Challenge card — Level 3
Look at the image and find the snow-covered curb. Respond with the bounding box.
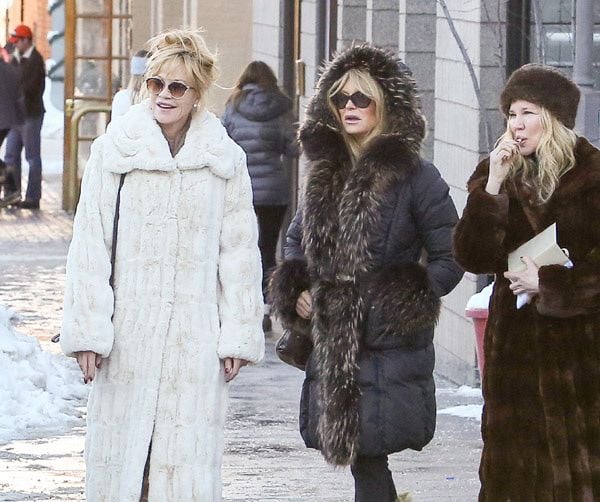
[0,305,88,444]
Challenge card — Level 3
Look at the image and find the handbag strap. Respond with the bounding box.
[109,173,127,290]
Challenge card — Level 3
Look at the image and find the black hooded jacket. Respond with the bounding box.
[222,84,298,205]
[269,45,463,466]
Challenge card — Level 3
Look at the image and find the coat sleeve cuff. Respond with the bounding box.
[59,317,114,358]
[536,264,600,318]
[217,324,265,363]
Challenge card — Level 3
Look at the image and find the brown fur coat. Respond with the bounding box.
[453,137,600,501]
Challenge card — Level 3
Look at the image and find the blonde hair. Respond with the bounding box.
[327,69,387,160]
[145,28,218,109]
[499,107,577,204]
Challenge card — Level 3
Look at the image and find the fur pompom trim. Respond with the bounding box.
[365,263,441,335]
[268,260,310,326]
[312,280,363,466]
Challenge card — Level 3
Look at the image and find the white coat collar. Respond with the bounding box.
[101,100,236,179]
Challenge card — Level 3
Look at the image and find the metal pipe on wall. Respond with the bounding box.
[573,0,594,87]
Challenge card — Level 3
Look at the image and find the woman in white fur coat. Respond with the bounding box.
[60,29,264,502]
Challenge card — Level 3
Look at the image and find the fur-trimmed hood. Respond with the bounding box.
[300,44,426,160]
[101,100,238,179]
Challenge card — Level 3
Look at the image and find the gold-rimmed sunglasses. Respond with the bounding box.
[145,76,194,99]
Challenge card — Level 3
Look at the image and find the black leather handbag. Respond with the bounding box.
[275,320,313,371]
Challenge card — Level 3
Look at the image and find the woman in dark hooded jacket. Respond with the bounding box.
[269,44,463,501]
[223,61,299,331]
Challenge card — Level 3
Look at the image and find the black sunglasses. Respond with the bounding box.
[146,76,194,99]
[331,91,372,109]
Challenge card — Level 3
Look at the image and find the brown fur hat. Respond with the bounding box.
[500,63,580,128]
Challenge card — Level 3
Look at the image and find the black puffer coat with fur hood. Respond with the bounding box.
[269,45,463,466]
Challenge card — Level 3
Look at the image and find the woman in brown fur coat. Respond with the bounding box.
[453,64,600,501]
[269,45,463,502]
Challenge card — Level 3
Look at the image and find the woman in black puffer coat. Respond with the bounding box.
[223,61,299,330]
[269,45,463,502]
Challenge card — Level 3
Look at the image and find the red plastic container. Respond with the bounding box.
[465,308,488,377]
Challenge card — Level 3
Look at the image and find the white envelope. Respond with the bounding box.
[507,223,570,273]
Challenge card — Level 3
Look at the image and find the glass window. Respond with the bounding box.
[76,0,108,16]
[531,0,600,86]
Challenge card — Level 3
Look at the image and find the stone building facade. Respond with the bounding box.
[252,0,600,385]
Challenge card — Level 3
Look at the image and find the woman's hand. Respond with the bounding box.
[503,256,540,296]
[75,351,102,384]
[296,290,312,319]
[223,358,249,383]
[486,139,520,194]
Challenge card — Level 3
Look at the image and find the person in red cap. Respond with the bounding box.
[0,24,45,210]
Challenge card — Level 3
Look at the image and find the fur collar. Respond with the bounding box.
[101,101,237,179]
[300,44,426,160]
[302,132,419,278]
[492,137,600,234]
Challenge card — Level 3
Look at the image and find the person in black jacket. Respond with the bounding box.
[0,43,22,189]
[269,45,463,502]
[0,24,45,210]
[222,61,299,332]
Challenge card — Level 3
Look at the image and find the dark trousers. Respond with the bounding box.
[3,115,44,202]
[0,128,9,148]
[351,455,397,502]
[255,205,288,302]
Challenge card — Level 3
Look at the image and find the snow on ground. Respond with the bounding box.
[438,404,483,421]
[0,305,88,445]
[438,385,483,421]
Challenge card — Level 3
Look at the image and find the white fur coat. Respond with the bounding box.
[61,102,265,501]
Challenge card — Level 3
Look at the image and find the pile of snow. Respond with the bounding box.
[0,305,88,444]
[456,385,482,398]
[466,282,494,310]
[438,385,483,421]
[438,404,483,421]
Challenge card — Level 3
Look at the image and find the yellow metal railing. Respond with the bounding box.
[63,99,112,211]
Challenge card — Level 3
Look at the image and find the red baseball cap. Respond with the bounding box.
[8,24,33,44]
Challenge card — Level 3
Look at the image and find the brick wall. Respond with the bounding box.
[6,0,51,60]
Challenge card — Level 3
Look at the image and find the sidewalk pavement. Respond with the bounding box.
[0,140,483,501]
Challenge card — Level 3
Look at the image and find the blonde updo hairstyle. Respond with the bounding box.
[145,28,219,110]
[327,69,387,160]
